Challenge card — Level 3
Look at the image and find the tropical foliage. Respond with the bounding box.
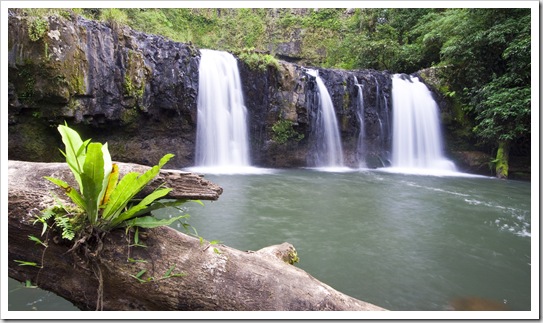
[44,123,192,236]
[236,47,280,72]
[272,119,305,144]
[16,8,532,177]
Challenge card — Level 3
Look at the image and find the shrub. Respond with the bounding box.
[44,123,192,234]
[28,16,48,42]
[99,8,129,27]
[238,48,280,72]
[272,119,304,144]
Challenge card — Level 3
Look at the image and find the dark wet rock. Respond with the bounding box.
[9,11,466,172]
[8,13,199,168]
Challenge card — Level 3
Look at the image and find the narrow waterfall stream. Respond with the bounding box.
[306,69,344,169]
[390,74,456,174]
[355,77,366,167]
[194,49,251,172]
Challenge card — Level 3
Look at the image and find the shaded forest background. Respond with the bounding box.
[18,8,532,177]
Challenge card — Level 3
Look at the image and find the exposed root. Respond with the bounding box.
[65,226,108,311]
[92,262,104,311]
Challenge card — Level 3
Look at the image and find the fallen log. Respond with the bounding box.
[8,160,385,311]
[7,160,224,201]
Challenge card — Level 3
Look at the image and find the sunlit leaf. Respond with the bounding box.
[102,154,174,227]
[57,124,88,193]
[100,163,119,206]
[80,142,105,225]
[111,188,172,227]
[14,260,40,267]
[44,177,86,211]
[98,143,113,206]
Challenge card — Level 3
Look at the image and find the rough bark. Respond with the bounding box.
[8,160,385,311]
[7,160,223,201]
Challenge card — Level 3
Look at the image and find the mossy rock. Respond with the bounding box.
[8,118,62,162]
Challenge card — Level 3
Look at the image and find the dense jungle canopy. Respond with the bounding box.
[17,8,533,177]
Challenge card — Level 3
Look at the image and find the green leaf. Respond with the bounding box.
[33,213,49,236]
[28,235,47,247]
[190,199,204,207]
[40,220,48,236]
[127,258,148,263]
[121,214,188,229]
[98,143,113,205]
[57,124,88,192]
[128,226,147,247]
[111,188,172,226]
[101,154,174,226]
[80,142,105,224]
[158,153,175,168]
[163,264,176,278]
[38,207,55,221]
[101,163,119,205]
[25,280,37,288]
[14,260,40,267]
[101,172,140,221]
[134,226,140,245]
[135,269,147,278]
[48,124,177,232]
[130,269,148,283]
[135,199,189,215]
[55,216,75,241]
[44,177,86,211]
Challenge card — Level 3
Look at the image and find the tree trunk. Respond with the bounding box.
[7,160,385,311]
[495,141,510,179]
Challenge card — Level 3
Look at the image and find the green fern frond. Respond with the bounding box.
[55,216,75,241]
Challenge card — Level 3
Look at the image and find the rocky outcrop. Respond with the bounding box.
[9,11,397,170]
[239,60,392,168]
[8,11,200,168]
[13,11,490,173]
[311,68,392,168]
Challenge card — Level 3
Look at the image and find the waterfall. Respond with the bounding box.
[390,74,456,173]
[375,76,391,166]
[354,77,366,168]
[306,69,344,168]
[194,49,251,171]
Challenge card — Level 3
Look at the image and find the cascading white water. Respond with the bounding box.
[194,49,251,170]
[354,77,366,167]
[391,74,456,173]
[306,69,344,168]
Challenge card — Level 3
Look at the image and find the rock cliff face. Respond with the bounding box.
[238,62,392,168]
[9,12,461,172]
[9,12,200,167]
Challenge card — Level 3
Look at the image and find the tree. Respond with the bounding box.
[437,9,531,178]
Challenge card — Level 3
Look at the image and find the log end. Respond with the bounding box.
[255,242,299,265]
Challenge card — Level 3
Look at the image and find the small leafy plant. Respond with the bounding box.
[130,264,186,284]
[45,123,189,234]
[19,123,202,309]
[237,47,280,72]
[271,119,305,144]
[27,16,49,42]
